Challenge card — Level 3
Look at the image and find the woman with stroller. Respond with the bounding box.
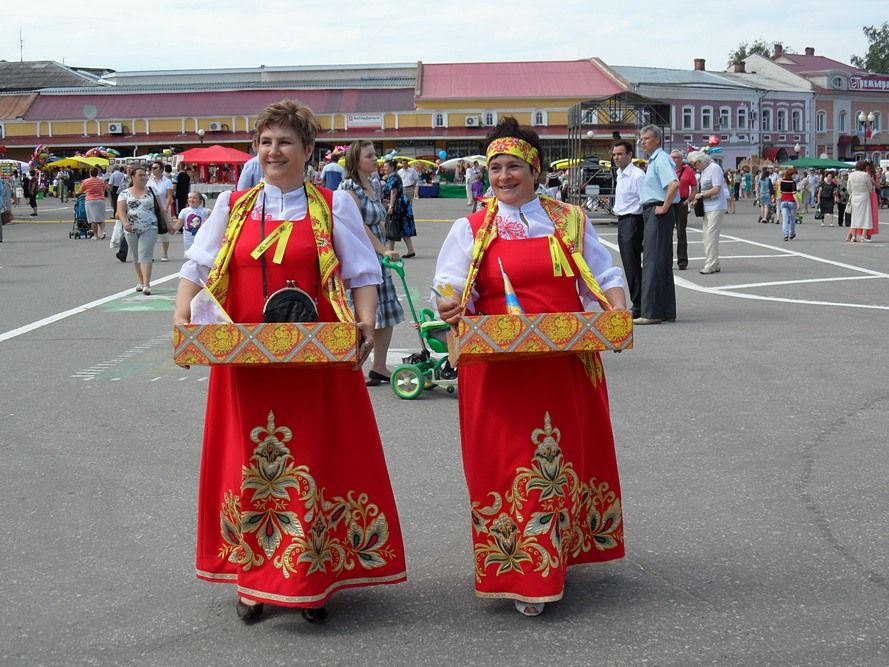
[433,117,627,618]
[340,140,405,386]
[117,166,164,294]
[81,167,108,240]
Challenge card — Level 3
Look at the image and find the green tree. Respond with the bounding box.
[851,22,889,73]
[727,40,792,67]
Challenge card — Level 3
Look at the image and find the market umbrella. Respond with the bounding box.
[550,158,582,170]
[378,157,439,168]
[179,145,252,164]
[779,157,855,170]
[45,158,83,169]
[75,156,109,168]
[439,155,487,170]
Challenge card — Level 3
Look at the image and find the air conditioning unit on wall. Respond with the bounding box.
[208,122,223,132]
[108,123,123,134]
[465,116,480,127]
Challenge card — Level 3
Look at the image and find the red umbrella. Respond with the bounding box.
[179,145,253,164]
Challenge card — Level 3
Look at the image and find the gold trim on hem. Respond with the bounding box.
[194,570,407,603]
[237,571,407,604]
[475,591,564,604]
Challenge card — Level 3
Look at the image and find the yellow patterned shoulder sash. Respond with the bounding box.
[205,183,354,322]
[458,196,611,312]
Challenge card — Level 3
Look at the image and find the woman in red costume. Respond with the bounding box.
[434,117,628,617]
[173,100,406,624]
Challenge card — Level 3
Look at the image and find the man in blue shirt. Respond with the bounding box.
[637,125,679,324]
[237,156,263,190]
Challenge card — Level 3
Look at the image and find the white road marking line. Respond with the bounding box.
[0,273,180,343]
[600,236,889,311]
[719,275,886,290]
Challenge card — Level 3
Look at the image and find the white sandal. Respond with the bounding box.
[514,600,545,617]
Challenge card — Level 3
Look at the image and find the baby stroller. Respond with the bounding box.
[69,194,92,239]
[382,256,457,400]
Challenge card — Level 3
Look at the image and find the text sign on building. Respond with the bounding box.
[849,75,889,92]
[346,114,384,128]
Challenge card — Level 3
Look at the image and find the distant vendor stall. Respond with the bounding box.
[178,145,252,194]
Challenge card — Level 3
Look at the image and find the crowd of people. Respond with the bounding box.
[743,161,883,242]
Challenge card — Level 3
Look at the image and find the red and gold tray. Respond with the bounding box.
[453,310,633,363]
[172,323,358,367]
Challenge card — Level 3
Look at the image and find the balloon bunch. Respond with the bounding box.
[82,146,122,158]
[685,134,723,156]
[323,145,350,161]
[29,144,52,169]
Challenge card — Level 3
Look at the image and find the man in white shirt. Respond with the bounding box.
[611,140,646,320]
[148,160,174,261]
[689,151,727,275]
[107,166,126,213]
[465,162,480,206]
[398,160,419,201]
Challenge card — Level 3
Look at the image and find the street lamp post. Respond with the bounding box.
[794,142,801,159]
[858,111,875,155]
[197,128,206,145]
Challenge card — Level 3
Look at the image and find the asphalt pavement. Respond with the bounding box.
[1,194,887,666]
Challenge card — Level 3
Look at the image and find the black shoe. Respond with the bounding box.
[302,606,328,624]
[236,600,264,623]
[678,265,687,270]
[115,252,127,263]
[366,370,390,386]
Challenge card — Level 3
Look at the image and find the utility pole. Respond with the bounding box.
[19,29,24,62]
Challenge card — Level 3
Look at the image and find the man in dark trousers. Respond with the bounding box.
[671,149,697,270]
[611,140,646,320]
[636,125,679,325]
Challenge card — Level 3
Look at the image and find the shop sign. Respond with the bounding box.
[849,75,889,92]
[346,114,384,128]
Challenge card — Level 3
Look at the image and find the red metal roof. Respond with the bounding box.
[774,54,863,75]
[24,88,417,121]
[418,60,623,99]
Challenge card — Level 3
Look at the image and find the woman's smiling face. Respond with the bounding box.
[256,124,313,191]
[488,154,537,207]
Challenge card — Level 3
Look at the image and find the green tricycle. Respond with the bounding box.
[381,256,457,399]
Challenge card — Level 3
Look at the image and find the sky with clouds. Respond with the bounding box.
[0,2,881,75]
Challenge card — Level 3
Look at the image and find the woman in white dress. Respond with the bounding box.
[846,161,874,243]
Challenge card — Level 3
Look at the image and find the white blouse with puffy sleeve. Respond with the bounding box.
[432,198,624,313]
[180,184,382,289]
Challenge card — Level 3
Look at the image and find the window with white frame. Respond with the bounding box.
[761,108,772,131]
[737,107,748,130]
[816,111,826,132]
[682,106,694,130]
[839,110,847,132]
[719,107,731,129]
[776,109,787,132]
[484,112,496,126]
[791,110,801,132]
[701,107,713,130]
[872,111,881,132]
[434,113,446,128]
[533,111,546,126]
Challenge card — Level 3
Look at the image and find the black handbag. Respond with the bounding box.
[814,207,824,220]
[263,280,318,323]
[148,186,168,234]
[693,197,704,218]
[385,212,403,242]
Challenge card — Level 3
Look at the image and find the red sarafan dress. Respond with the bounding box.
[459,211,624,604]
[195,189,406,607]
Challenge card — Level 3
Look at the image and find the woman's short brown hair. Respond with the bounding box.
[345,140,374,183]
[253,99,320,150]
